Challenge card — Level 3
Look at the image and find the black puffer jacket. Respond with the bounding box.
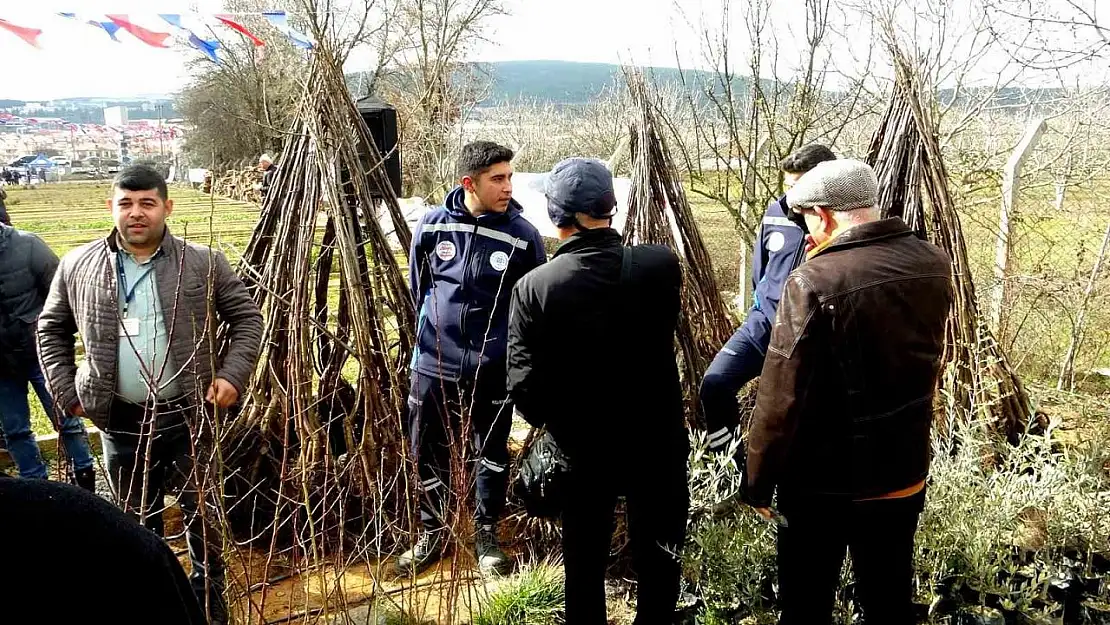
[0,223,58,373]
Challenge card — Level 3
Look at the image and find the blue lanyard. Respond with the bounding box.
[117,253,155,315]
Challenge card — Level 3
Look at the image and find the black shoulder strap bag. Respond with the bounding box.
[515,246,636,519]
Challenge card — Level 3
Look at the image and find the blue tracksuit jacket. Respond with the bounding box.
[409,186,546,382]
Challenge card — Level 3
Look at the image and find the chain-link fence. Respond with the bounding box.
[945,104,1110,392]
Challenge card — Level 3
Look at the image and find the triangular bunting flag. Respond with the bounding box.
[106,14,172,48]
[59,13,122,42]
[0,18,43,49]
[213,14,265,47]
[160,14,222,64]
[262,11,314,50]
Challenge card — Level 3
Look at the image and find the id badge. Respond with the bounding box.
[119,317,141,337]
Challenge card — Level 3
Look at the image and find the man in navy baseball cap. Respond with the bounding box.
[509,157,688,624]
[537,157,619,229]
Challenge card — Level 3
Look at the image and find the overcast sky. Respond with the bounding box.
[2,0,789,100]
[1,0,1103,101]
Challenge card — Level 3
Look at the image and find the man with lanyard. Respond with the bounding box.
[397,141,546,577]
[38,165,263,624]
[699,144,836,455]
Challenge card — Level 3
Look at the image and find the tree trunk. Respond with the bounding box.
[736,136,768,312]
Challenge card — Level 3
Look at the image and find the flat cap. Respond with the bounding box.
[786,158,878,213]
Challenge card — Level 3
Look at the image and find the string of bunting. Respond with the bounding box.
[0,11,314,60]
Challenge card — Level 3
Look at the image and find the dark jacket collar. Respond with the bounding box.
[444,185,523,225]
[810,217,913,260]
[553,227,623,258]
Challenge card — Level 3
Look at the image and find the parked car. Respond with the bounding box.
[8,155,35,168]
[49,156,71,166]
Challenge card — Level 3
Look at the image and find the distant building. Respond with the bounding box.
[19,102,52,114]
[104,106,128,128]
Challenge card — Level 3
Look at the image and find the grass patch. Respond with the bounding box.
[3,182,260,258]
[474,559,565,625]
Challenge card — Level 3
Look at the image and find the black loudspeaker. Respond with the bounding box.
[356,96,402,198]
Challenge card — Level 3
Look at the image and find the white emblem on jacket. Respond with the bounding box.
[766,231,786,252]
[490,250,510,271]
[435,240,457,261]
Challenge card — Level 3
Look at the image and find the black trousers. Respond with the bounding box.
[776,489,926,625]
[406,371,512,528]
[562,454,689,625]
[101,399,225,608]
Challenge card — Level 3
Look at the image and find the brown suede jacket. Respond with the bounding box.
[745,218,954,506]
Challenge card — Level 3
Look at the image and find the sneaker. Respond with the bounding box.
[475,525,510,576]
[395,530,444,577]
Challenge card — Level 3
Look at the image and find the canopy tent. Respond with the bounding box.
[26,154,55,168]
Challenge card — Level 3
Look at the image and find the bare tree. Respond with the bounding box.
[667,0,880,298]
[983,0,1110,70]
[178,0,417,169]
[474,82,645,173]
[374,0,506,199]
[178,1,307,168]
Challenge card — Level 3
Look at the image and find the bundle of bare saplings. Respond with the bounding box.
[211,168,264,204]
[865,42,1037,443]
[623,68,735,430]
[215,41,419,565]
[205,33,564,622]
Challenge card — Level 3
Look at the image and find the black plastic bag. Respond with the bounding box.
[515,429,571,519]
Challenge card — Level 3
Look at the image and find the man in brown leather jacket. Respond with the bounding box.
[744,159,953,624]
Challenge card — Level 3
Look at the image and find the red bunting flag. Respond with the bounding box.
[214,14,265,46]
[106,15,171,48]
[0,18,43,48]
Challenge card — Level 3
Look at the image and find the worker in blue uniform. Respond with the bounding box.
[397,141,546,577]
[700,145,837,453]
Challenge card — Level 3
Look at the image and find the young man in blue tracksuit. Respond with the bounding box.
[700,144,837,454]
[398,141,546,576]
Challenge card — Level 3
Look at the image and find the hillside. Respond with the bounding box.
[473,60,723,104]
[346,60,744,106]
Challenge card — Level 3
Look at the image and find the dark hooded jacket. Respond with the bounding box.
[0,223,57,373]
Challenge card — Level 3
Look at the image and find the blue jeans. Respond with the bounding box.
[0,363,94,478]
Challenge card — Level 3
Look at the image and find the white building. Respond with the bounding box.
[104,106,129,128]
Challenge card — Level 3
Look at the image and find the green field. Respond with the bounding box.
[6,182,262,259]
